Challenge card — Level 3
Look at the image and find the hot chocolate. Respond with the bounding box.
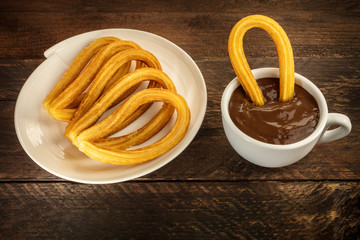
[229,78,319,144]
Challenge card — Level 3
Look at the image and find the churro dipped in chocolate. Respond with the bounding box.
[228,15,295,106]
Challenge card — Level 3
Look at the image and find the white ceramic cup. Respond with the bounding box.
[221,67,352,168]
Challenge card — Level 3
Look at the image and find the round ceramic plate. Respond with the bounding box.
[14,29,207,184]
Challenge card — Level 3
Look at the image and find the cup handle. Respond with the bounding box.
[317,113,352,144]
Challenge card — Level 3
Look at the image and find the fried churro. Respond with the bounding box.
[44,37,142,121]
[228,15,295,106]
[78,88,190,165]
[66,68,176,146]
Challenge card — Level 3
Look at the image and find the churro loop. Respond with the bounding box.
[68,48,162,123]
[66,68,176,146]
[42,37,119,111]
[228,15,295,106]
[77,88,190,165]
[44,38,142,121]
[65,48,163,142]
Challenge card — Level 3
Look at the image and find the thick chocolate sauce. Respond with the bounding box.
[229,78,319,144]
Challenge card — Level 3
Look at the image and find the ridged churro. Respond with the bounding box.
[44,37,142,121]
[43,37,118,111]
[65,47,163,138]
[66,68,176,146]
[228,15,295,106]
[78,88,190,165]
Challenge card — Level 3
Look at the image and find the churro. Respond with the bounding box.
[44,37,142,121]
[228,15,295,106]
[66,68,176,146]
[66,47,163,137]
[43,37,118,111]
[78,88,190,165]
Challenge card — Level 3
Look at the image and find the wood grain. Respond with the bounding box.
[2,57,359,181]
[1,0,359,239]
[1,181,359,239]
[0,1,359,60]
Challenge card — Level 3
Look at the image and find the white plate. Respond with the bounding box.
[14,29,207,184]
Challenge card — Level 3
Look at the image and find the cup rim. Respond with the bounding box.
[221,67,328,150]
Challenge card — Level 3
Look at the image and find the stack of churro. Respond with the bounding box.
[43,37,191,165]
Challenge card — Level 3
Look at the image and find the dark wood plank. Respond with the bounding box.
[2,57,359,181]
[2,57,359,118]
[1,0,359,14]
[0,1,359,60]
[0,60,39,100]
[0,0,359,14]
[1,181,359,239]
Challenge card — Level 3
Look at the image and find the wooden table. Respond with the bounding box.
[1,0,359,239]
